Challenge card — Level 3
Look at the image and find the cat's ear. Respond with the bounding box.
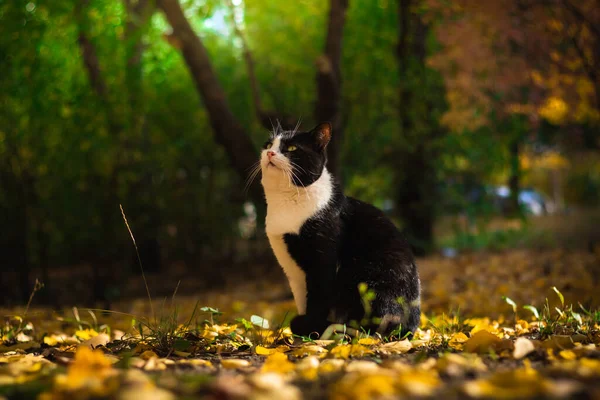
[310,122,332,149]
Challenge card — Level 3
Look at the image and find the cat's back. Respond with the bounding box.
[340,197,414,260]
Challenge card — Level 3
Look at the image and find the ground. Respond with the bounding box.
[2,246,600,399]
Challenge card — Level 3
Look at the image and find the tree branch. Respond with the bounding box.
[561,0,600,39]
[75,0,109,103]
[158,0,263,204]
[223,0,297,130]
[315,0,349,177]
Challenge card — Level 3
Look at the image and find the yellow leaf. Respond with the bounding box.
[291,345,328,358]
[75,329,98,341]
[543,335,575,351]
[331,372,397,400]
[49,347,119,397]
[178,359,213,368]
[296,356,320,380]
[346,360,380,373]
[80,333,110,349]
[330,344,372,359]
[396,370,441,396]
[255,345,289,356]
[513,337,536,359]
[464,330,503,354]
[357,337,379,346]
[319,359,346,374]
[463,365,549,398]
[0,341,40,353]
[376,339,412,355]
[220,359,251,369]
[436,354,487,377]
[261,352,295,374]
[449,332,469,350]
[140,351,159,360]
[559,350,577,360]
[255,346,275,355]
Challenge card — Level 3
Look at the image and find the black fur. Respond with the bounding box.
[266,123,421,338]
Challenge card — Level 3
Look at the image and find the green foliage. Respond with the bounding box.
[1,0,596,281]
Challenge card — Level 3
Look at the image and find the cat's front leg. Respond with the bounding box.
[290,270,336,337]
[290,315,330,337]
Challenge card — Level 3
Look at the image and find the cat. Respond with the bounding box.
[258,122,421,338]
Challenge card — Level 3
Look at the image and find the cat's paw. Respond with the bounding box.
[290,315,330,337]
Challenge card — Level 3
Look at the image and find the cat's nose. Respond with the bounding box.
[267,151,276,159]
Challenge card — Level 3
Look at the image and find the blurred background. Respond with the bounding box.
[1,0,599,311]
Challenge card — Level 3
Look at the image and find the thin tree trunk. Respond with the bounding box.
[158,0,263,207]
[394,0,436,255]
[315,0,348,179]
[508,137,522,216]
[224,0,297,130]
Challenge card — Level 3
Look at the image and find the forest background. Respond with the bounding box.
[1,0,599,307]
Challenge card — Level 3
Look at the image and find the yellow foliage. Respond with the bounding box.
[539,96,569,125]
[290,344,328,358]
[330,344,373,359]
[45,347,119,398]
[332,368,441,400]
[357,337,379,346]
[376,339,413,355]
[74,329,98,341]
[261,352,295,375]
[463,362,558,398]
[330,372,397,400]
[255,345,289,355]
[464,330,505,354]
[220,359,251,369]
[448,332,469,351]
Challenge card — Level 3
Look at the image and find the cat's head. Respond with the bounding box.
[260,122,331,188]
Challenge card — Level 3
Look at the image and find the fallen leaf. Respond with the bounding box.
[261,352,295,374]
[543,335,575,351]
[346,360,380,373]
[80,333,110,349]
[464,330,503,354]
[139,350,159,360]
[357,337,379,346]
[330,344,373,359]
[376,339,412,355]
[220,359,251,369]
[448,332,469,350]
[0,341,40,353]
[296,356,320,380]
[290,345,327,358]
[75,329,98,341]
[513,337,536,359]
[436,353,487,377]
[331,371,397,400]
[255,345,289,355]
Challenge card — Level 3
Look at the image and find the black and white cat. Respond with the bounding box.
[259,122,420,337]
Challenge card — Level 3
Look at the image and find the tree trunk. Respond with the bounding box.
[394,0,437,256]
[158,0,263,207]
[315,0,348,179]
[507,137,522,216]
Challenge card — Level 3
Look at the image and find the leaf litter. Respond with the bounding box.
[1,249,600,399]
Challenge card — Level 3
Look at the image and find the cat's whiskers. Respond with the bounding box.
[289,160,308,175]
[289,168,310,201]
[284,166,301,200]
[244,161,262,193]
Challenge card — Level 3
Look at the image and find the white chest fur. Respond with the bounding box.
[267,234,308,314]
[262,167,333,315]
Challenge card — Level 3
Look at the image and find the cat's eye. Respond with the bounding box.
[265,142,273,149]
[287,145,297,152]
